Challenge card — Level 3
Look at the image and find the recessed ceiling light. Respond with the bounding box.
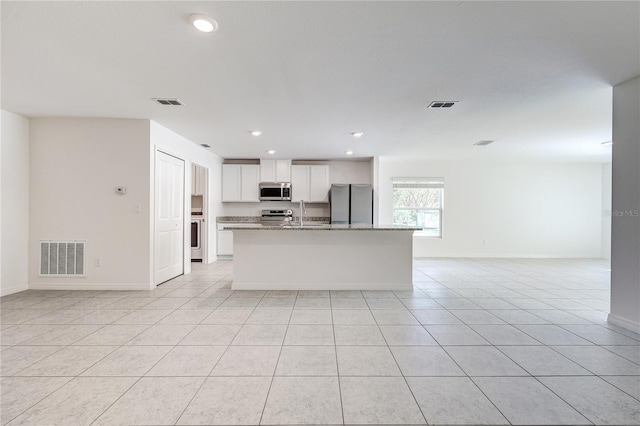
[250,130,262,136]
[200,144,210,148]
[351,132,364,138]
[473,140,494,146]
[601,141,613,146]
[345,150,354,155]
[267,150,276,155]
[189,14,218,33]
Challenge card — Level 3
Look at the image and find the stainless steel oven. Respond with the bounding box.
[259,182,291,201]
[191,217,203,261]
[260,209,293,224]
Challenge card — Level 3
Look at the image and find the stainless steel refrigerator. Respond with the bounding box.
[329,184,373,225]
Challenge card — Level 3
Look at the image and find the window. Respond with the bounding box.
[392,177,444,237]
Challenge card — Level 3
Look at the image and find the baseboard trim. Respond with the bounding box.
[607,313,640,333]
[1,283,29,297]
[28,282,151,291]
[413,254,604,259]
[231,282,413,291]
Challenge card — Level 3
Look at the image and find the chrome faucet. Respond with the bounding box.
[299,199,306,226]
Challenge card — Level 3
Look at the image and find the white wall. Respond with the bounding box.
[602,163,612,260]
[26,118,222,291]
[378,158,603,258]
[150,121,224,266]
[372,156,380,226]
[325,160,372,185]
[220,159,373,218]
[29,118,152,289]
[1,111,30,296]
[610,75,640,332]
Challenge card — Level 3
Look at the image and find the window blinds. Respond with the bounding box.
[392,178,444,189]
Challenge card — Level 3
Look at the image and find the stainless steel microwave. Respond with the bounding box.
[259,182,292,201]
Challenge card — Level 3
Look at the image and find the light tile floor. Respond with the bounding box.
[1,258,639,425]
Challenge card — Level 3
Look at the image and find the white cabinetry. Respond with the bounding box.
[309,165,330,202]
[276,160,292,182]
[222,164,260,202]
[260,159,291,182]
[241,165,260,201]
[291,166,309,202]
[222,165,241,202]
[291,165,330,203]
[192,164,206,196]
[217,224,233,256]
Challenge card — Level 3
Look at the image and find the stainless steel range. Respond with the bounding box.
[260,209,293,225]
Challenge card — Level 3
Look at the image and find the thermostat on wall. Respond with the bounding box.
[115,187,126,195]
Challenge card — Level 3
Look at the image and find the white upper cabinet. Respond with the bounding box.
[260,159,275,182]
[309,165,330,202]
[275,160,292,182]
[260,159,291,182]
[291,165,310,201]
[192,164,206,196]
[224,161,328,203]
[222,164,260,202]
[291,164,330,203]
[240,164,260,201]
[222,164,241,202]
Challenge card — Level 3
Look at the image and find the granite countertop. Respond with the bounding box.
[222,223,421,231]
[217,216,261,223]
[217,216,329,223]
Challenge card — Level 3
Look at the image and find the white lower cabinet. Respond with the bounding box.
[217,224,233,256]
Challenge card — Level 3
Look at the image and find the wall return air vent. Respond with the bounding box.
[152,98,184,106]
[428,101,458,108]
[40,241,86,277]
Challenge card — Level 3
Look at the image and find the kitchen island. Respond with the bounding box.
[223,223,420,290]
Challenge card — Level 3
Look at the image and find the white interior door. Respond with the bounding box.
[155,151,185,284]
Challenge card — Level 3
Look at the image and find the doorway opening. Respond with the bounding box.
[191,163,208,263]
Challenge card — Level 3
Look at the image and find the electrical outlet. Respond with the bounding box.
[95,258,102,267]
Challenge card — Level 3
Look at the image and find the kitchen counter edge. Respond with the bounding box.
[222,223,421,231]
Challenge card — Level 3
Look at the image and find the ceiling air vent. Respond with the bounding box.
[152,98,184,106]
[428,101,458,108]
[474,140,494,146]
[200,144,211,148]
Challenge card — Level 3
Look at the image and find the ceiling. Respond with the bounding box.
[2,1,638,162]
